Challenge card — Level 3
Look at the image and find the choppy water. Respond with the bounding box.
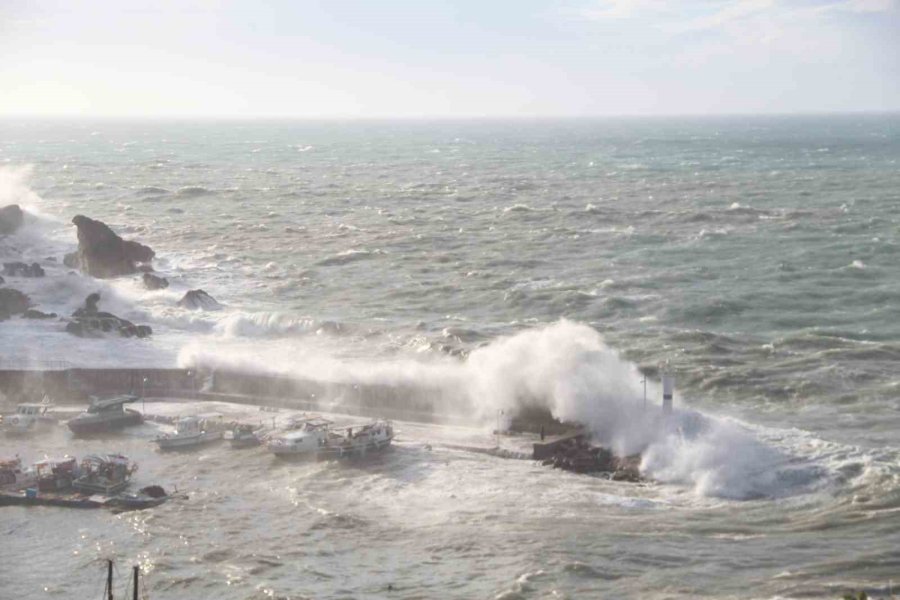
[1,116,899,598]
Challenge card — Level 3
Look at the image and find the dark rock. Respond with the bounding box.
[67,292,152,338]
[69,215,155,278]
[0,288,30,315]
[178,289,221,310]
[0,205,24,235]
[3,262,45,278]
[143,273,169,290]
[22,309,57,319]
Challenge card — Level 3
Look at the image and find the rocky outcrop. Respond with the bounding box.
[143,273,169,290]
[68,215,155,278]
[0,205,24,235]
[3,262,45,278]
[178,289,221,310]
[66,292,152,338]
[0,288,30,319]
[541,438,643,481]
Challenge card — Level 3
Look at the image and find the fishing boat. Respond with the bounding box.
[268,418,393,459]
[2,399,56,435]
[35,456,79,492]
[72,454,136,494]
[67,396,143,436]
[155,414,225,450]
[267,417,335,458]
[0,457,36,490]
[224,422,269,448]
[319,420,394,459]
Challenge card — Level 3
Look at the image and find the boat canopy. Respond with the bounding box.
[87,396,138,413]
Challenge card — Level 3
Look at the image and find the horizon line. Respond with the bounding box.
[1,109,899,122]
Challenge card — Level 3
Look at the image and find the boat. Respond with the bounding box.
[268,418,393,459]
[154,414,225,450]
[2,399,56,435]
[35,456,79,492]
[0,457,36,490]
[224,422,269,448]
[267,417,335,458]
[72,454,135,494]
[319,420,394,459]
[67,396,143,436]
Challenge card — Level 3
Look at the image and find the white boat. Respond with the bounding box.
[268,418,393,459]
[72,454,135,495]
[224,422,269,448]
[67,395,143,436]
[155,414,225,450]
[2,398,56,435]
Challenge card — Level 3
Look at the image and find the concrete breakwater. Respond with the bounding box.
[0,366,567,431]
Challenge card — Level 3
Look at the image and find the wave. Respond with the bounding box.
[213,312,347,339]
[176,186,213,197]
[176,319,834,500]
[316,249,385,267]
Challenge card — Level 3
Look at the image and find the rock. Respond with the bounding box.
[0,275,4,285]
[0,288,31,315]
[3,262,45,278]
[69,215,155,278]
[0,205,24,235]
[143,273,169,290]
[22,309,57,319]
[67,292,152,338]
[178,289,221,310]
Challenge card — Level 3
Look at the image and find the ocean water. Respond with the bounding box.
[1,116,899,598]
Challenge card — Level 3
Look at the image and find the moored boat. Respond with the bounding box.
[2,399,57,436]
[35,456,79,492]
[267,417,335,458]
[67,396,143,436]
[72,454,135,495]
[0,457,36,490]
[268,418,393,459]
[224,422,269,448]
[155,414,225,450]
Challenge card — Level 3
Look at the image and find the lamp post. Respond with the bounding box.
[142,377,148,413]
[641,374,647,411]
[496,409,504,448]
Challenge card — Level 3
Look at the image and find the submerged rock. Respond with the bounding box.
[68,215,155,278]
[0,288,31,317]
[22,309,57,319]
[178,289,221,310]
[3,262,45,278]
[67,292,152,338]
[143,272,169,290]
[0,205,24,235]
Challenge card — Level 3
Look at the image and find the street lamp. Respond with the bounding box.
[142,377,148,413]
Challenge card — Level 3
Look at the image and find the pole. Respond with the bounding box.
[107,559,114,600]
[642,374,647,410]
[133,565,139,600]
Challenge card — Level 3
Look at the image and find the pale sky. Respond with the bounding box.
[1,0,898,117]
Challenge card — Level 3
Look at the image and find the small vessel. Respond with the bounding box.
[72,454,136,495]
[319,420,394,459]
[67,396,143,436]
[0,457,36,490]
[268,418,393,459]
[267,417,334,458]
[155,414,225,450]
[35,456,79,492]
[224,422,269,448]
[2,399,56,435]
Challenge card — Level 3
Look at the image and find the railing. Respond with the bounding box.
[0,359,73,371]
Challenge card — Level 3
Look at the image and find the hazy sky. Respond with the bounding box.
[1,0,898,117]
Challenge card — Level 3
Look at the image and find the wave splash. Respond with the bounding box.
[180,319,820,499]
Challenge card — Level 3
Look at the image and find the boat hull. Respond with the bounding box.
[273,435,393,460]
[67,410,143,436]
[155,431,223,450]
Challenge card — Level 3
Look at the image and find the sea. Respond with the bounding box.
[0,115,898,599]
